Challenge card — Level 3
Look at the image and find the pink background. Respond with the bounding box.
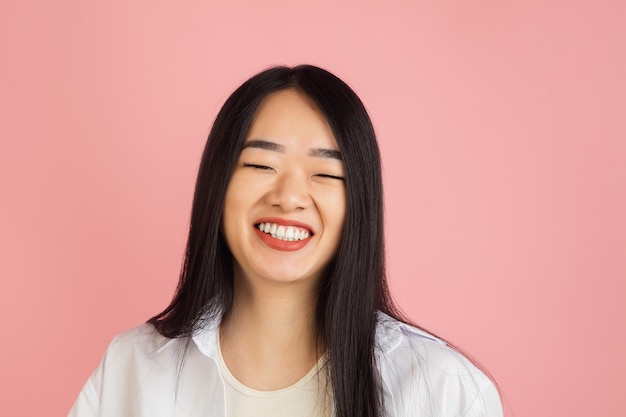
[1,1,624,416]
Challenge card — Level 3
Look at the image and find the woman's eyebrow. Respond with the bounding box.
[242,139,284,152]
[242,139,342,161]
[308,148,343,161]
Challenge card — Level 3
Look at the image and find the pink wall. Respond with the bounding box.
[1,1,624,416]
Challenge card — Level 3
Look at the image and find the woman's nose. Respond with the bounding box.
[267,172,312,212]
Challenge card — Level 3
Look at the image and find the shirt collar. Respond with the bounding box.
[191,315,221,360]
[375,311,444,354]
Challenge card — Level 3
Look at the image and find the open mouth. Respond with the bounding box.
[255,222,312,241]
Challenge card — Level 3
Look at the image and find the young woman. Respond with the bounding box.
[69,65,502,417]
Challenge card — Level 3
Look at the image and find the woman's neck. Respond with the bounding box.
[219,272,323,390]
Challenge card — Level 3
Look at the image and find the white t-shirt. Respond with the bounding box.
[216,334,330,417]
[69,312,502,417]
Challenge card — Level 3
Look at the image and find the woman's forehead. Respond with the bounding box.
[244,89,339,152]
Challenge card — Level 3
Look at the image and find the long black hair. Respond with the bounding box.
[149,65,403,417]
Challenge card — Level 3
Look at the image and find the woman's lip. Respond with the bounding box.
[254,217,314,233]
[254,228,311,252]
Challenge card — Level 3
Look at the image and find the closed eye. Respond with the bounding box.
[243,163,275,171]
[315,173,345,181]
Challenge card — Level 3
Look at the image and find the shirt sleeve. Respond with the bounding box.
[67,354,105,417]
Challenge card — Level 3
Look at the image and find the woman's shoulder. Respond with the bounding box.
[109,322,166,346]
[375,312,470,367]
[69,323,223,417]
[375,312,503,417]
[375,312,473,381]
[102,323,179,361]
[84,323,191,393]
[375,311,445,352]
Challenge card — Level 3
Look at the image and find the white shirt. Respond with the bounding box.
[68,312,502,417]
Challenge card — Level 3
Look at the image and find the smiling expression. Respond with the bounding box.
[222,89,346,287]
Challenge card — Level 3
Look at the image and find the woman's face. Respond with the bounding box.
[222,89,346,288]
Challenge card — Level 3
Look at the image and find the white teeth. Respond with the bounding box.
[256,223,311,241]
